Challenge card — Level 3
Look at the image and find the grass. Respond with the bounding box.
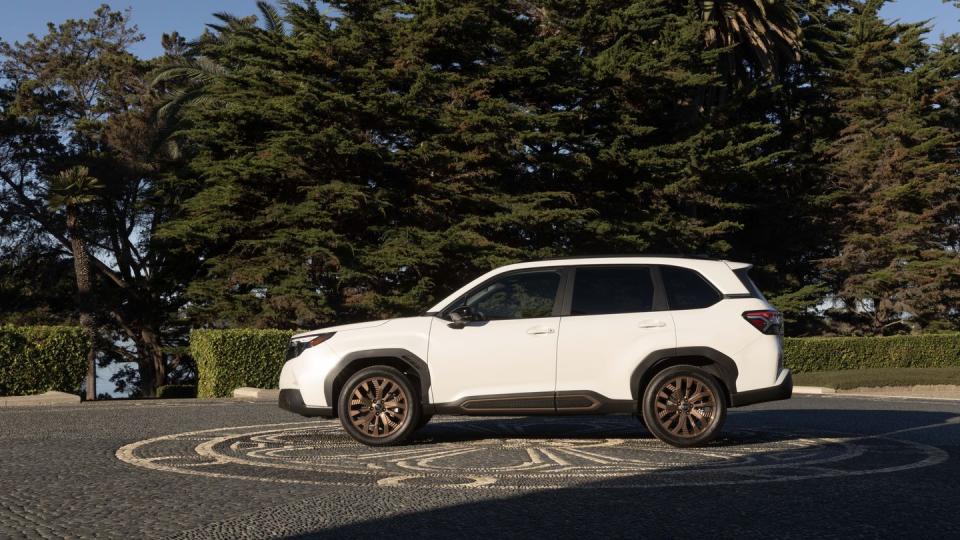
[793,367,960,390]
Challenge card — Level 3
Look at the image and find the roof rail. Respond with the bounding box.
[532,253,719,262]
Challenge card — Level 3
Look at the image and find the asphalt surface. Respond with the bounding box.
[1,395,958,539]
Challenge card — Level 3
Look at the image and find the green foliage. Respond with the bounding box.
[47,166,104,210]
[0,325,89,396]
[156,384,197,399]
[0,6,203,395]
[818,1,960,333]
[0,243,77,325]
[784,334,960,373]
[155,0,814,330]
[190,329,294,398]
[190,329,960,397]
[3,0,960,407]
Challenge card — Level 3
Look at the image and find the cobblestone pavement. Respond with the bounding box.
[1,395,958,539]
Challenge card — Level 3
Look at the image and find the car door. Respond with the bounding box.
[555,265,676,404]
[428,268,564,408]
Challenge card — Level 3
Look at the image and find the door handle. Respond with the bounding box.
[638,320,666,328]
[526,326,556,335]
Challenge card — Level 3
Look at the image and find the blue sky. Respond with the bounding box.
[1,1,958,59]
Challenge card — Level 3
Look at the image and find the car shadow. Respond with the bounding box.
[289,408,959,539]
[404,408,860,446]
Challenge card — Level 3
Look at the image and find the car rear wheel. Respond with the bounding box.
[642,365,726,447]
[338,366,420,446]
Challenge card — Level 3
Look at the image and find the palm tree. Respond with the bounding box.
[699,0,803,80]
[151,1,286,124]
[48,166,103,401]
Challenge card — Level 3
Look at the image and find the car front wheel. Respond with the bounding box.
[642,365,727,447]
[338,366,421,446]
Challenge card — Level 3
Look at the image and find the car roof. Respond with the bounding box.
[425,256,752,313]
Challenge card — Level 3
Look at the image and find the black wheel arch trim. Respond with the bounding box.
[323,348,432,410]
[630,347,740,403]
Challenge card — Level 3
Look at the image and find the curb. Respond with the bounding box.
[0,391,81,408]
[793,386,836,395]
[832,392,960,402]
[232,387,280,401]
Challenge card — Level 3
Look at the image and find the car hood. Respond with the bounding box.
[292,319,392,339]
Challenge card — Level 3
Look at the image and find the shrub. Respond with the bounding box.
[784,334,960,373]
[0,325,89,397]
[191,329,294,398]
[157,384,197,399]
[187,329,960,398]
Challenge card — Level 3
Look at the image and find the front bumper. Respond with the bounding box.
[730,369,793,407]
[278,389,334,418]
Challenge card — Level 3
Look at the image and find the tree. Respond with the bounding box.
[0,87,78,326]
[819,1,960,333]
[6,0,960,349]
[0,6,197,396]
[699,0,803,80]
[47,166,102,400]
[154,0,804,326]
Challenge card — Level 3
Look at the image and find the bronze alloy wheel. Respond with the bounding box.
[347,376,409,438]
[654,375,717,438]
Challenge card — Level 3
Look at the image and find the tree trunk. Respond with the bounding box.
[66,207,97,401]
[138,325,166,397]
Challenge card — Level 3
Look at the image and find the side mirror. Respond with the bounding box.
[448,305,480,329]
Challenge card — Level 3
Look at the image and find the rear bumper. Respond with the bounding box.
[278,389,334,418]
[730,369,793,407]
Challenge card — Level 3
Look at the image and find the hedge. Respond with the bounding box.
[191,329,294,398]
[0,325,89,397]
[190,329,960,399]
[784,334,960,373]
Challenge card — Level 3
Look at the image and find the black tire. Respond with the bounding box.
[338,366,421,446]
[416,414,433,429]
[642,365,727,448]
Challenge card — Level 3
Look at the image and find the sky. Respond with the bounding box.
[0,1,958,59]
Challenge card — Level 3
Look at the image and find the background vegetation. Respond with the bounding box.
[1,1,958,396]
[784,333,960,372]
[191,328,293,397]
[0,326,90,396]
[183,329,960,397]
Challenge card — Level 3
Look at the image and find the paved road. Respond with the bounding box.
[1,395,958,539]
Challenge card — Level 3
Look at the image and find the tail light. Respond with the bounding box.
[742,310,782,335]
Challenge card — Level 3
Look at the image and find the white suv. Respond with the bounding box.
[278,256,792,447]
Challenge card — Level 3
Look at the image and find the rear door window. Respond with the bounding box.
[660,266,721,310]
[571,266,655,316]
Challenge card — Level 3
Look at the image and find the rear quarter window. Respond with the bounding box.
[734,268,768,301]
[660,266,721,310]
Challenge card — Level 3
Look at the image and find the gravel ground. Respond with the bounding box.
[1,395,958,539]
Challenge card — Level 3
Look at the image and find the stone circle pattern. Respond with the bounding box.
[117,416,947,489]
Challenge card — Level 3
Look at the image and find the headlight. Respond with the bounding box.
[284,332,336,360]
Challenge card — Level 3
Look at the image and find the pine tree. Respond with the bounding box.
[157,0,811,325]
[155,1,399,327]
[820,1,960,333]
